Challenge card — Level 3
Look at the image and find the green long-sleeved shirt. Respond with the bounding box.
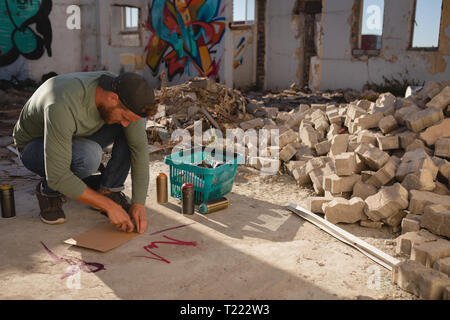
[12,71,149,204]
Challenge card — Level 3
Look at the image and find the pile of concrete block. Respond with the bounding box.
[238,80,450,299]
[257,81,448,230]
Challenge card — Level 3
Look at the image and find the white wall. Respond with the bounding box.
[316,0,450,91]
[232,27,256,89]
[265,0,301,91]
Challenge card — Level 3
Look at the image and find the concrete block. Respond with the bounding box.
[315,140,331,156]
[307,196,333,214]
[295,145,313,161]
[401,216,421,234]
[352,181,378,200]
[240,118,264,130]
[396,148,438,181]
[408,190,450,214]
[356,130,377,146]
[405,139,430,153]
[356,99,374,111]
[329,134,349,156]
[395,230,440,256]
[384,210,408,227]
[432,157,450,182]
[310,163,334,195]
[311,110,330,132]
[398,131,418,149]
[366,160,397,188]
[285,161,306,177]
[377,135,399,150]
[355,143,390,170]
[434,257,450,277]
[279,143,297,162]
[333,152,357,176]
[292,166,311,186]
[426,86,450,110]
[411,238,450,268]
[285,111,306,129]
[364,183,409,222]
[404,107,444,133]
[433,181,450,196]
[435,138,450,158]
[279,129,298,148]
[353,112,384,131]
[327,123,341,141]
[322,197,366,224]
[305,157,329,174]
[395,105,421,126]
[401,170,436,192]
[324,174,361,194]
[418,81,444,100]
[419,118,450,146]
[392,259,450,300]
[379,115,398,134]
[347,104,367,120]
[420,204,450,239]
[299,122,319,148]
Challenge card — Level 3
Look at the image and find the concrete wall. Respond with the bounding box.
[232,27,256,90]
[315,0,450,91]
[265,0,301,91]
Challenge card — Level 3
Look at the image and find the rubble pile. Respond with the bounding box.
[236,80,450,300]
[146,76,353,148]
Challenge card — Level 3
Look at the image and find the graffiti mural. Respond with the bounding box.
[233,36,246,69]
[145,0,226,81]
[0,0,53,67]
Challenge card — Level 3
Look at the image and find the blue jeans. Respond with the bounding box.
[20,124,131,196]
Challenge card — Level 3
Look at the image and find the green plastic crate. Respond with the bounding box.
[164,148,243,204]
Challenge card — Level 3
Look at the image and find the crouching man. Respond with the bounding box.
[13,72,157,233]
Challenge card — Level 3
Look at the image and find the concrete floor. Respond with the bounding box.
[0,156,414,300]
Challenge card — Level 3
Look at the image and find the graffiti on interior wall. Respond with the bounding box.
[0,0,53,67]
[233,36,246,69]
[145,0,226,81]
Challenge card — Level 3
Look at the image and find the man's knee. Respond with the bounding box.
[71,138,103,179]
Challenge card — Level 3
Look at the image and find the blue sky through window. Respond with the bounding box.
[233,0,255,22]
[412,0,442,47]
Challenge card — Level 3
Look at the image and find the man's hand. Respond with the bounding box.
[129,203,147,234]
[106,203,135,233]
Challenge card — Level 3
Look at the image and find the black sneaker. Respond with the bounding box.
[35,182,67,225]
[103,191,132,213]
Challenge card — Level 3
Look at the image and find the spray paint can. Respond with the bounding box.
[1,184,16,218]
[199,197,228,214]
[156,173,168,204]
[181,183,194,215]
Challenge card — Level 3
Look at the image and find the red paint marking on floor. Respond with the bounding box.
[135,235,197,264]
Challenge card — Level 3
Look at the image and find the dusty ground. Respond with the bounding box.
[0,151,415,300]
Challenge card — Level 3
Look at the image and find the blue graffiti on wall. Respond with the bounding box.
[0,0,53,67]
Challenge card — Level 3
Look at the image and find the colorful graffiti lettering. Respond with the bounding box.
[233,36,246,69]
[0,0,53,67]
[145,0,226,81]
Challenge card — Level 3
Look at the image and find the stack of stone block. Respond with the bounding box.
[242,79,450,299]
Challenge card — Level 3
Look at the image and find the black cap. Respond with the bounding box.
[98,72,155,117]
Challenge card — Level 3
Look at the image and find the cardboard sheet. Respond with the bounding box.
[64,223,140,252]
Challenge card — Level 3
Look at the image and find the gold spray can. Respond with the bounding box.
[156,173,168,204]
[199,197,228,214]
